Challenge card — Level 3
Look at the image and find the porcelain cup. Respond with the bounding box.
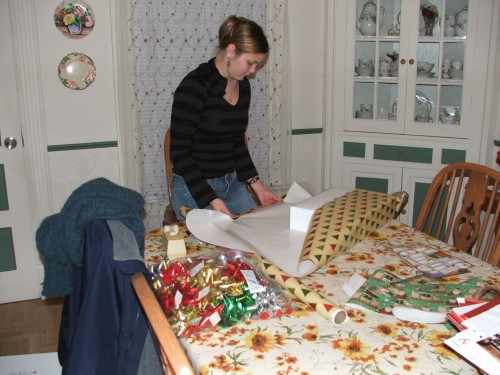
[379,61,391,77]
[439,106,460,124]
[449,69,463,80]
[451,60,463,70]
[360,104,373,113]
[359,58,374,68]
[415,114,431,122]
[356,110,373,119]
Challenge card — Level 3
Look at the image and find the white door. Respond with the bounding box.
[0,0,40,303]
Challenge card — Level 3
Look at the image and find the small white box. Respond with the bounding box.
[162,225,187,259]
[290,187,351,232]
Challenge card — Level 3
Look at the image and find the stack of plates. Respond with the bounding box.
[355,66,375,77]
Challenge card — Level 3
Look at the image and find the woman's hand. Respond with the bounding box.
[251,180,283,206]
[210,198,234,218]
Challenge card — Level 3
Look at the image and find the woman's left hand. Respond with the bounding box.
[251,180,283,206]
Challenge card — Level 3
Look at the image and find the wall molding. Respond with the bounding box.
[47,141,118,152]
[292,128,323,135]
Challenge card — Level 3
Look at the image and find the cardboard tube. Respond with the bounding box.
[251,254,348,325]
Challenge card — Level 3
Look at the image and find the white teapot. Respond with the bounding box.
[454,6,468,37]
[356,0,385,36]
[444,15,455,37]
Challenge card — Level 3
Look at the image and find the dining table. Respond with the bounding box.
[144,219,500,375]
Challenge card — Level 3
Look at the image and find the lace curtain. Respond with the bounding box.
[129,0,288,229]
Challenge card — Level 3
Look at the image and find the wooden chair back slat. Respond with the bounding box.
[415,162,500,267]
[131,273,195,375]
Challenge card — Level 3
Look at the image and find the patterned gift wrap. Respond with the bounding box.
[300,189,406,270]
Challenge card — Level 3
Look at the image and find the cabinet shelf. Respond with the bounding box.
[441,79,463,84]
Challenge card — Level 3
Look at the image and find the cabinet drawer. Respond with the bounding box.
[374,145,433,164]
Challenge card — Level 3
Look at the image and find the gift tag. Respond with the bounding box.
[198,286,210,300]
[190,261,205,277]
[241,269,265,294]
[174,290,183,309]
[209,310,221,326]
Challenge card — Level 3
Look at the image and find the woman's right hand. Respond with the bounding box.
[210,198,234,218]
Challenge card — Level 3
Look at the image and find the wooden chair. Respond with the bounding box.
[131,273,196,375]
[415,162,500,267]
[163,128,260,225]
[163,128,177,225]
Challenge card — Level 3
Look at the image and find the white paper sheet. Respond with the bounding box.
[445,328,500,375]
[186,184,349,277]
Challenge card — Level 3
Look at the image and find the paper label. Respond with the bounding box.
[209,311,221,326]
[190,261,204,277]
[198,286,210,300]
[241,269,265,294]
[174,290,183,308]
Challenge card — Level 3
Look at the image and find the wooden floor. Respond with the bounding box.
[0,297,63,357]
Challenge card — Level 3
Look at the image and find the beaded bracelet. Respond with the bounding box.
[247,176,260,185]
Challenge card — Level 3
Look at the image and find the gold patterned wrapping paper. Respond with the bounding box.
[251,253,348,325]
[300,189,405,270]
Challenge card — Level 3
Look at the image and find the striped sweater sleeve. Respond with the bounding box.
[170,74,218,208]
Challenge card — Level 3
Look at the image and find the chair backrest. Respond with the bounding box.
[163,129,177,225]
[415,162,500,267]
[164,128,174,204]
[131,273,195,375]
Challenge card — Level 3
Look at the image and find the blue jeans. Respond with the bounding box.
[171,172,257,221]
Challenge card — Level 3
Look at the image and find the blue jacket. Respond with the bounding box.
[58,219,152,375]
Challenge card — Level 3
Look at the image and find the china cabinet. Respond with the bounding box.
[326,0,494,225]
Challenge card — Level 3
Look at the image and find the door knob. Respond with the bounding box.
[4,137,17,149]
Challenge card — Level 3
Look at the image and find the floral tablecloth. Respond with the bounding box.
[144,220,500,375]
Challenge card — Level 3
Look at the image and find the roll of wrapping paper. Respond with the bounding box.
[299,189,406,271]
[251,253,348,325]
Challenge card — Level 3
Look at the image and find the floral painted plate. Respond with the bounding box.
[54,1,95,39]
[58,52,96,90]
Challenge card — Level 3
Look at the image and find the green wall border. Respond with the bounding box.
[291,128,323,135]
[0,165,8,211]
[441,149,466,164]
[0,227,16,272]
[47,141,118,152]
[374,144,433,164]
[343,142,366,158]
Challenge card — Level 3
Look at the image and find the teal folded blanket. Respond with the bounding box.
[36,178,145,296]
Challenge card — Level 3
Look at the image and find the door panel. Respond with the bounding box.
[0,0,40,303]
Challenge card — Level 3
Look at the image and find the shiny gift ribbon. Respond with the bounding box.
[150,253,296,336]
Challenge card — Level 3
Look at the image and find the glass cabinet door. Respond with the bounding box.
[347,0,473,138]
[349,0,407,134]
[405,0,468,137]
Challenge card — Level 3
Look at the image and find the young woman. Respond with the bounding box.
[169,15,282,221]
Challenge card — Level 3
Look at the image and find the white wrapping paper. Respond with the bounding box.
[186,184,349,277]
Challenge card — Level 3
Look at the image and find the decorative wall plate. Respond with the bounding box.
[54,1,95,39]
[58,52,96,90]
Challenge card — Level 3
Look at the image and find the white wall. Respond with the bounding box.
[288,1,326,194]
[484,1,500,171]
[34,0,121,211]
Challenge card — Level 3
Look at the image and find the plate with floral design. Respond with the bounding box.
[58,52,96,90]
[54,1,95,39]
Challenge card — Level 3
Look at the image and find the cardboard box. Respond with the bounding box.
[290,187,350,232]
[0,352,61,375]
